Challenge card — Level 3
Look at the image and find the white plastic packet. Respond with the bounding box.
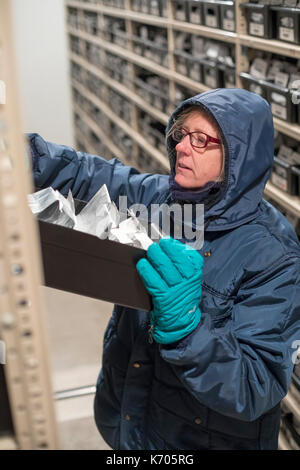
[28,187,76,228]
[28,185,156,250]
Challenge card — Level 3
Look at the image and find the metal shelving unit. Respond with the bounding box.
[65,0,300,216]
[0,0,59,450]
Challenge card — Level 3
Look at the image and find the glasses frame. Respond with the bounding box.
[172,127,221,151]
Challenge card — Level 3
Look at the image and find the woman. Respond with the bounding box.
[29,88,300,450]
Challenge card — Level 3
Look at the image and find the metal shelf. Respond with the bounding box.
[0,435,18,450]
[70,52,169,125]
[278,431,293,451]
[273,117,300,141]
[67,26,210,93]
[264,182,300,218]
[0,0,59,449]
[239,34,300,59]
[282,385,300,422]
[71,79,169,169]
[73,101,125,158]
[66,2,300,217]
[66,1,237,42]
[171,20,237,43]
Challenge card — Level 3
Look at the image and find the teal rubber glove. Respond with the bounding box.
[136,237,204,345]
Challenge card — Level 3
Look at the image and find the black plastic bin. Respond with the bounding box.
[149,0,167,16]
[202,58,223,88]
[188,0,204,25]
[131,0,142,12]
[266,82,297,123]
[173,0,190,21]
[140,0,150,14]
[38,199,152,311]
[271,155,299,195]
[240,3,277,39]
[174,50,189,75]
[203,0,221,28]
[272,6,300,45]
[292,165,300,197]
[188,56,204,83]
[239,72,268,100]
[219,0,236,32]
[219,63,236,88]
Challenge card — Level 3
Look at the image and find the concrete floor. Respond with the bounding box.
[42,286,113,450]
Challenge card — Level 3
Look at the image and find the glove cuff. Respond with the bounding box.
[151,308,201,345]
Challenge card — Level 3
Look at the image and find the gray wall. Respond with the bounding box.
[11,0,74,146]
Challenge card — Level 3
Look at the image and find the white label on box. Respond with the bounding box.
[271,102,287,120]
[205,15,217,28]
[205,75,217,88]
[178,64,187,75]
[278,166,288,179]
[222,19,235,32]
[191,12,200,23]
[271,173,287,192]
[279,27,295,43]
[190,69,200,81]
[249,22,264,37]
[176,11,186,21]
[275,71,289,88]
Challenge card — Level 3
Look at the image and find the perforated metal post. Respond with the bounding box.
[0,0,59,450]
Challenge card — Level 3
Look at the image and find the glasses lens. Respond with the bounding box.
[172,129,184,142]
[191,132,207,148]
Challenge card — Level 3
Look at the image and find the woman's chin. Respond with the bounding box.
[175,173,200,189]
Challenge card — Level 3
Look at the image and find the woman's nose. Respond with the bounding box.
[175,134,191,154]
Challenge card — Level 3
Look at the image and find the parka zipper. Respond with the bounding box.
[148,322,155,344]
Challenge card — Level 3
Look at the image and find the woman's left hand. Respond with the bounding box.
[136,237,204,344]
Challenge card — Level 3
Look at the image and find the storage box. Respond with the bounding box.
[174,51,189,75]
[140,0,150,14]
[239,72,268,100]
[188,57,204,82]
[188,0,204,24]
[149,0,167,16]
[266,82,297,123]
[220,64,236,88]
[241,3,277,39]
[38,200,152,311]
[132,0,142,12]
[202,58,223,88]
[203,0,221,28]
[219,0,236,32]
[272,6,300,44]
[173,0,189,21]
[292,165,300,197]
[271,155,299,194]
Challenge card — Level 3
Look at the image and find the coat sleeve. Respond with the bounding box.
[159,254,300,422]
[28,133,169,207]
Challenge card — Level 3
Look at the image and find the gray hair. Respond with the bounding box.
[167,105,225,182]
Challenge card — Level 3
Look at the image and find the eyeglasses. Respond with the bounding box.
[172,127,221,150]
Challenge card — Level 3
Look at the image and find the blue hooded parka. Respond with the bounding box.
[29,89,300,450]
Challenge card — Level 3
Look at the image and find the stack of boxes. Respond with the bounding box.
[242,0,300,44]
[174,32,235,87]
[172,0,236,32]
[240,53,300,123]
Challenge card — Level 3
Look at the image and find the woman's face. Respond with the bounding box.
[174,111,224,189]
